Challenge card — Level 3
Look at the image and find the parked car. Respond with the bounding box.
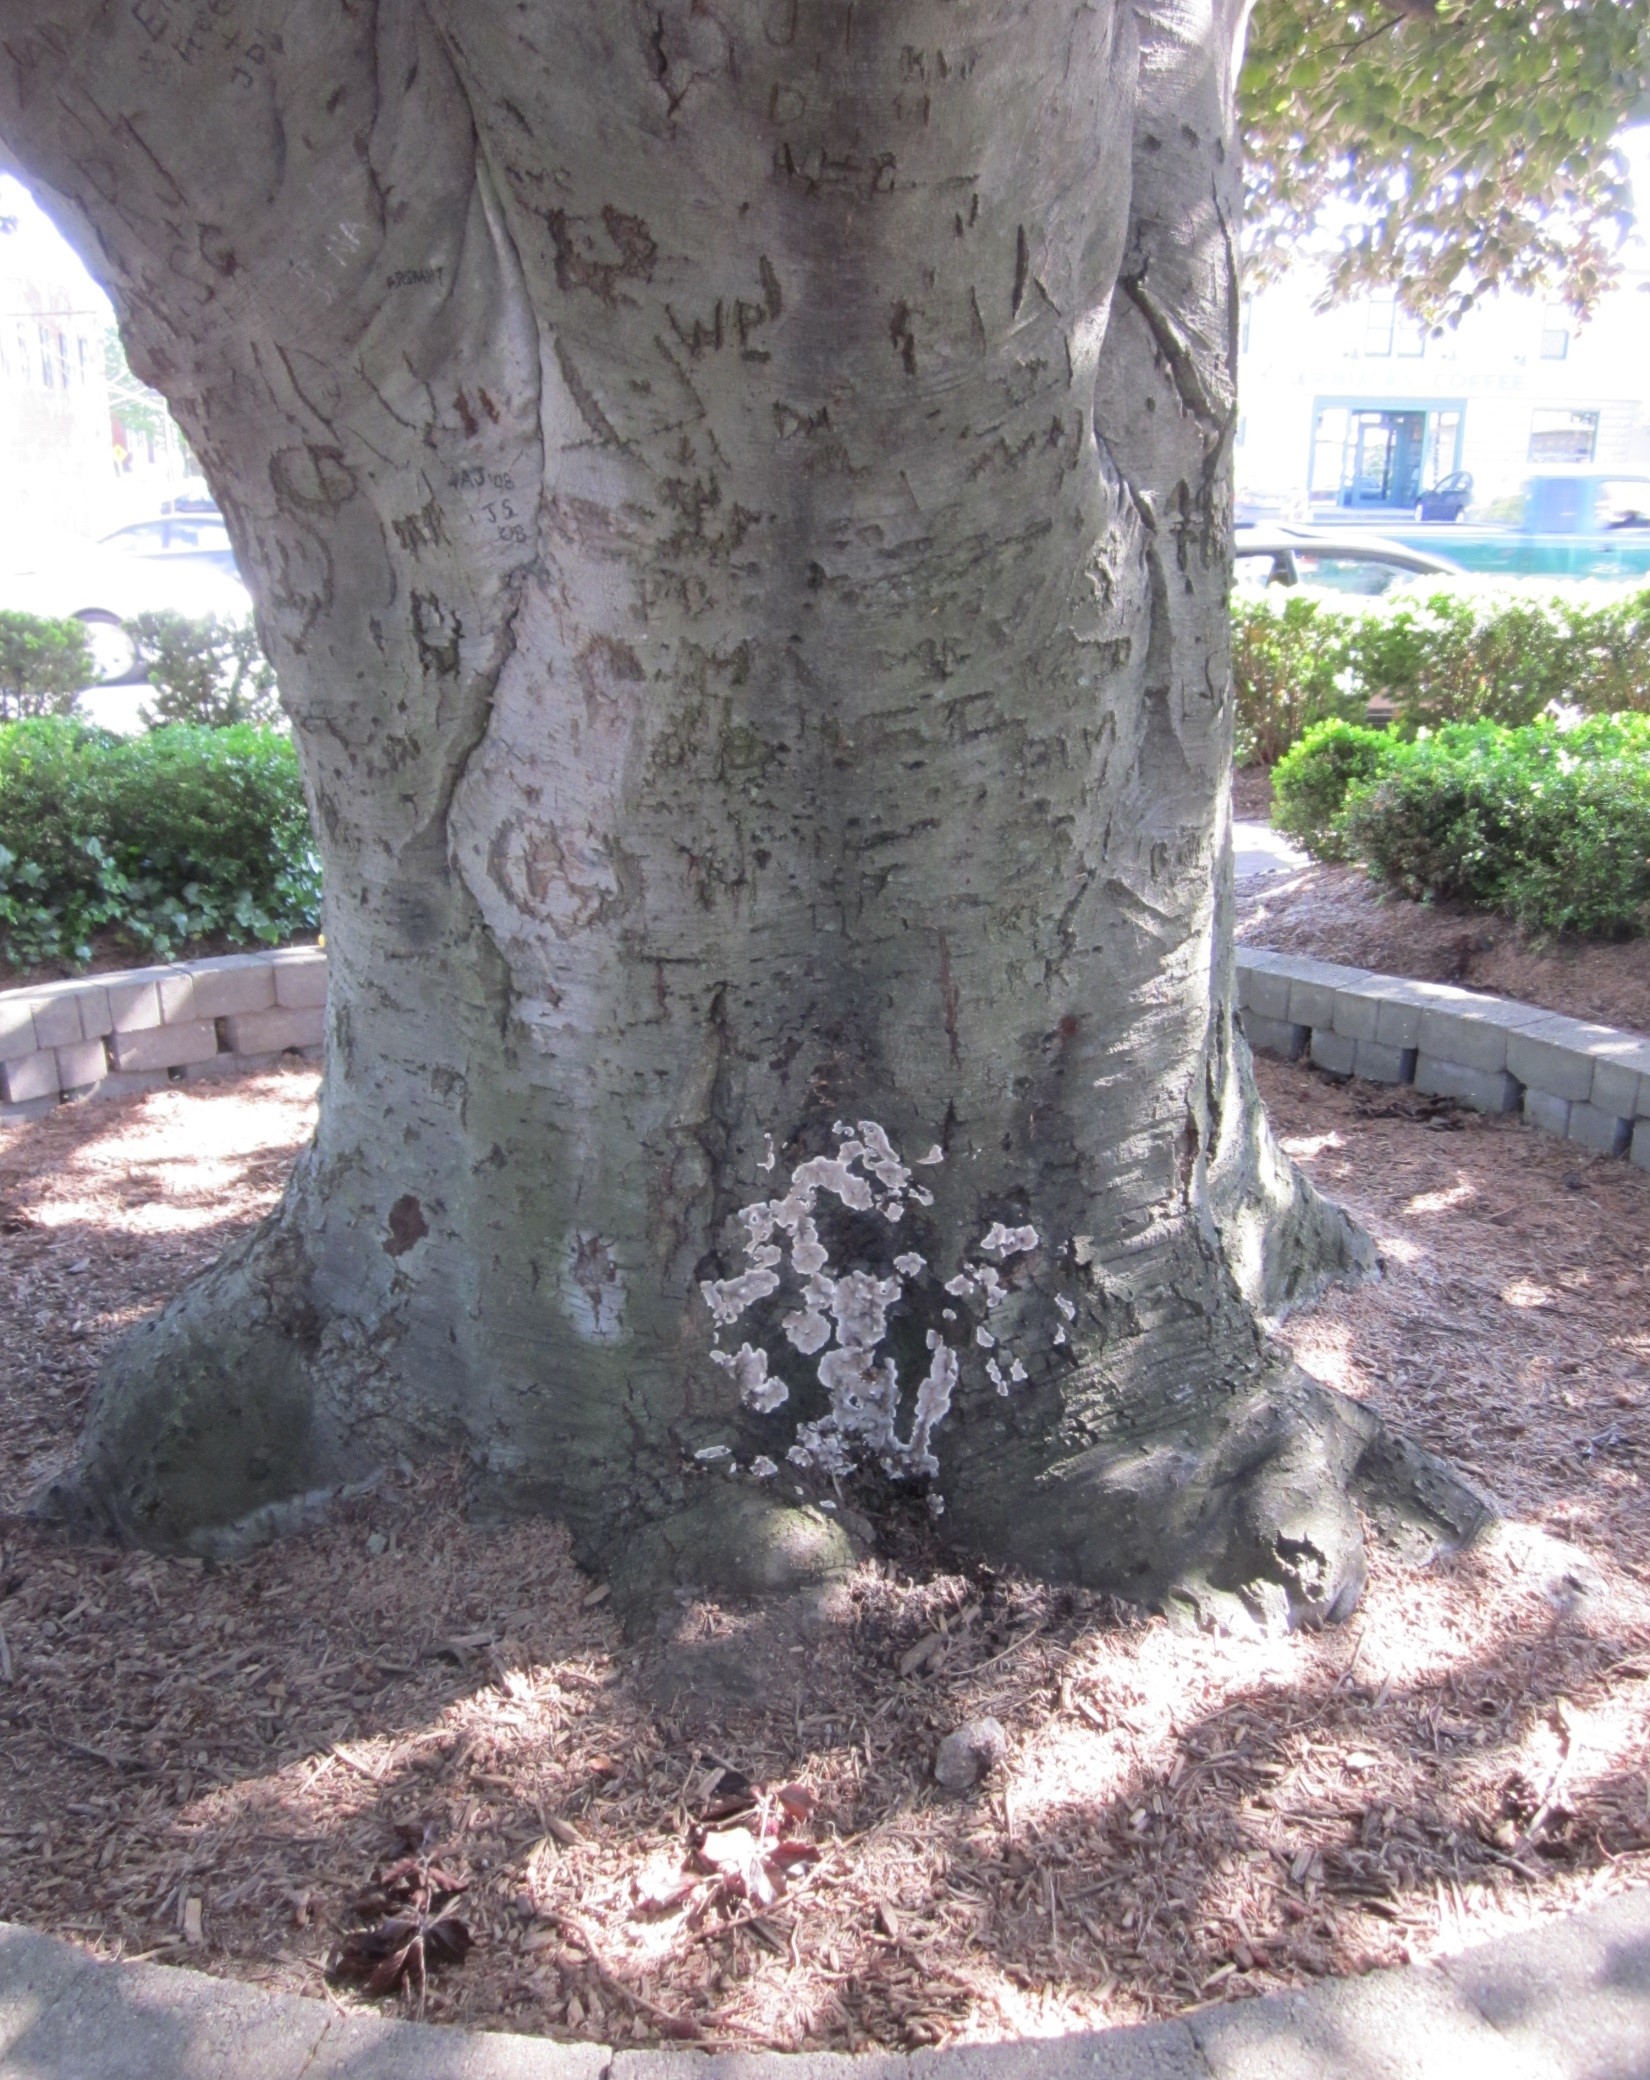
[1234,525,1464,597]
[1415,470,1473,523]
[0,508,249,683]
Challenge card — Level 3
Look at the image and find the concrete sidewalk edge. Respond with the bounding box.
[2,1886,1647,2078]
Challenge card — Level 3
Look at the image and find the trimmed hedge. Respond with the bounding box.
[1273,714,1650,939]
[1234,584,1650,766]
[0,610,94,722]
[0,717,320,970]
[1271,719,1394,863]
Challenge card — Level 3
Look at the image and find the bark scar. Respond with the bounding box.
[384,1194,429,1256]
[937,929,960,1066]
[1119,268,1234,457]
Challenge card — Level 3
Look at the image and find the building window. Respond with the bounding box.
[1539,306,1570,361]
[38,324,55,386]
[1363,297,1395,357]
[1426,408,1463,485]
[1528,407,1597,464]
[1310,406,1351,496]
[1394,311,1426,358]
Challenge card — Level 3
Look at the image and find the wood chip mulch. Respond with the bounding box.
[1,1059,1646,2050]
[1235,855,1650,1039]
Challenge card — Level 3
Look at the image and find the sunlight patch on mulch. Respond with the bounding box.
[0,1060,1646,2049]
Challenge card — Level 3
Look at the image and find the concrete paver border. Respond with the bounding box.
[1235,948,1650,1174]
[3,1887,1648,2078]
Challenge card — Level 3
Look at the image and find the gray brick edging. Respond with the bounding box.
[0,946,326,1120]
[8,945,1650,1180]
[1236,947,1650,1170]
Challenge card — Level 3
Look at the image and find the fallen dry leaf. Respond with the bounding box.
[332,1828,474,2009]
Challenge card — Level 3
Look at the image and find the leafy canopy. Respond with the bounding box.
[1240,0,1650,322]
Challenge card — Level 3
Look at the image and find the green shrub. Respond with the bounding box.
[0,610,93,722]
[129,610,280,729]
[1344,715,1650,939]
[0,716,320,970]
[1232,582,1650,765]
[1231,594,1361,764]
[1272,719,1400,860]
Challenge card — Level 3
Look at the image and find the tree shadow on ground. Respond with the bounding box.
[2,1469,1646,2049]
[0,1066,319,1512]
[1,1063,1647,2048]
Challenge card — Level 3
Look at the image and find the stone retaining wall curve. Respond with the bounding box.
[6,944,1650,1177]
[0,946,325,1121]
[1237,947,1650,1170]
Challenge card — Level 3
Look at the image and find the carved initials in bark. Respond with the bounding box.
[2,0,1484,1632]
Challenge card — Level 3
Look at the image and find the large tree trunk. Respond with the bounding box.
[3,0,1482,1630]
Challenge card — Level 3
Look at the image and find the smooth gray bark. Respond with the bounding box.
[2,0,1483,1629]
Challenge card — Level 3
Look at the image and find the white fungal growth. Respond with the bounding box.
[703,1121,1063,1489]
[905,1341,958,1474]
[856,1119,912,1194]
[694,1444,731,1462]
[782,1304,832,1355]
[711,1341,788,1413]
[1009,1357,1028,1383]
[750,1456,778,1479]
[980,1222,1039,1258]
[700,1266,780,1326]
[1056,1293,1077,1320]
[791,1153,874,1211]
[915,1145,945,1166]
[1053,1325,1068,1346]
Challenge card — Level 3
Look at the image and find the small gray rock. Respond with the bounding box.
[934,1715,1007,1792]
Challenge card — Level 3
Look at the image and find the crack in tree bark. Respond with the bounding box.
[1119,268,1234,456]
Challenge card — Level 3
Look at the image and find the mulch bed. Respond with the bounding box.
[1231,765,1650,1036]
[0,1063,1646,2049]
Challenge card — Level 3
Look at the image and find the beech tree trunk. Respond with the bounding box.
[3,0,1482,1629]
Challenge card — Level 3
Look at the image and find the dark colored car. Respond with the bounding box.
[1416,471,1473,523]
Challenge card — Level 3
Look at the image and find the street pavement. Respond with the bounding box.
[2,1886,1647,2078]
